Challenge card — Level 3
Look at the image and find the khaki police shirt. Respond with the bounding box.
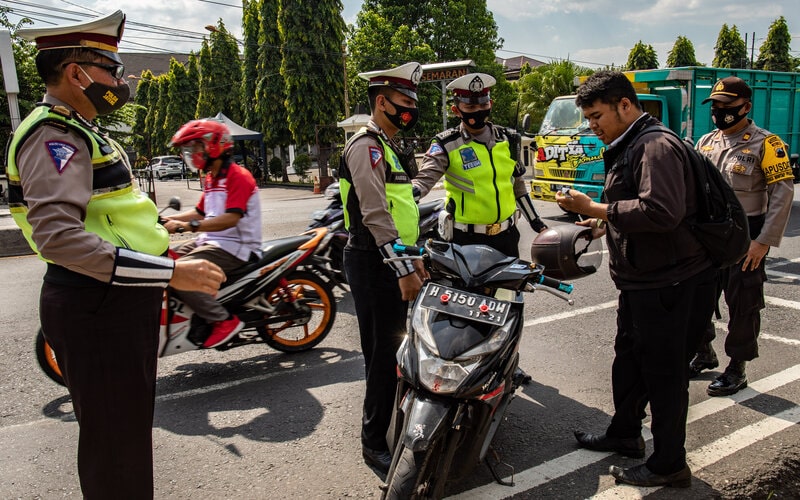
[696,120,794,247]
[15,95,126,281]
[344,120,402,247]
[413,122,528,203]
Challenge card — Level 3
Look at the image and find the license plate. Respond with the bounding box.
[419,283,510,326]
[550,183,569,193]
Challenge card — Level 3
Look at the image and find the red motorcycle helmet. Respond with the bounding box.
[169,119,233,172]
[530,224,603,280]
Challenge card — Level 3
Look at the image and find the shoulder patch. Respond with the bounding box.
[761,134,793,184]
[369,146,383,169]
[45,141,78,174]
[426,142,445,156]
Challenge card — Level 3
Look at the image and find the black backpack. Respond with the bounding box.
[627,126,750,268]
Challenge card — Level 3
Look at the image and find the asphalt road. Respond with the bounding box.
[1,180,798,499]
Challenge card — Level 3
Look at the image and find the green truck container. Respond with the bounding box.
[527,67,800,205]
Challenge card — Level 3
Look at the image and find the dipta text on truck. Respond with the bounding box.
[525,67,800,206]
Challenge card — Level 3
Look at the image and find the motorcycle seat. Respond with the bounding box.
[222,234,315,285]
[419,199,444,218]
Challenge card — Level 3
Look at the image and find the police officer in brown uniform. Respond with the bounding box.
[689,77,794,396]
[339,62,428,474]
[9,12,224,498]
[413,73,547,258]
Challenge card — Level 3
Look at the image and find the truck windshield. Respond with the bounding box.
[539,99,590,136]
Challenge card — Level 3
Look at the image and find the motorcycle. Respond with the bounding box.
[307,181,445,287]
[35,199,340,387]
[380,225,602,499]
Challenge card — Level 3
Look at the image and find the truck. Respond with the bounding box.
[526,67,800,206]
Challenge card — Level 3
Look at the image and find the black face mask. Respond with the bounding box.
[79,66,130,115]
[711,103,748,131]
[459,108,491,129]
[383,96,419,131]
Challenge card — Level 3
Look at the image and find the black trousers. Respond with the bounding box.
[40,282,162,499]
[700,215,767,361]
[344,246,409,451]
[452,224,521,258]
[606,267,717,475]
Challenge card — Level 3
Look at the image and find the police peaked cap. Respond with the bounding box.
[18,10,126,64]
[447,73,496,104]
[358,62,422,101]
[702,76,753,104]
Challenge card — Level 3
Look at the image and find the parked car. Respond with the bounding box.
[149,156,184,180]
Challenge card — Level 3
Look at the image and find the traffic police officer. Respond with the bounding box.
[340,61,427,474]
[689,76,794,396]
[413,72,548,258]
[9,11,223,498]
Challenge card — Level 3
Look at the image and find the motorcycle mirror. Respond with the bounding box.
[521,113,531,132]
[168,196,181,211]
[331,168,338,179]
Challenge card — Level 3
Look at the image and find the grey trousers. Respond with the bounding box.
[172,239,247,322]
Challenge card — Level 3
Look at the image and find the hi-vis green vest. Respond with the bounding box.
[340,128,419,247]
[438,128,517,224]
[7,104,169,260]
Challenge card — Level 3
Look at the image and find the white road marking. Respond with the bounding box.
[524,300,616,327]
[449,364,800,499]
[765,295,800,310]
[592,405,800,499]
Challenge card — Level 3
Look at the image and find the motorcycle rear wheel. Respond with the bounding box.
[257,271,336,352]
[35,329,66,386]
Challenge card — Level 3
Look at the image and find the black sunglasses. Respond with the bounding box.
[65,61,125,80]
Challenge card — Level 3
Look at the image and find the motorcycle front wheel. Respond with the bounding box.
[383,443,445,500]
[35,329,66,386]
[257,271,336,352]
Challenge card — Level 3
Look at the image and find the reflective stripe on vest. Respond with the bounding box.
[444,139,516,224]
[7,105,169,260]
[341,128,419,245]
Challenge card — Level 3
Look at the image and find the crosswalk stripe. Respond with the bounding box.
[449,364,800,499]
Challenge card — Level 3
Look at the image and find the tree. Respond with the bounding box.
[196,20,242,121]
[279,0,346,178]
[754,16,793,72]
[626,41,658,70]
[515,60,593,133]
[255,0,292,180]
[132,70,155,162]
[163,58,197,147]
[666,36,700,67]
[712,24,748,69]
[240,0,260,132]
[0,8,44,162]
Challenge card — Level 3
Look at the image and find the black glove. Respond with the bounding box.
[531,217,547,233]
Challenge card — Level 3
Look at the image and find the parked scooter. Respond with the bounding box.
[36,199,339,386]
[380,225,602,499]
[307,181,445,286]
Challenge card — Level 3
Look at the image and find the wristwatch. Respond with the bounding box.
[189,219,201,232]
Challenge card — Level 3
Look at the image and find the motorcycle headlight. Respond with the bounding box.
[456,316,514,359]
[418,342,480,394]
[411,306,438,356]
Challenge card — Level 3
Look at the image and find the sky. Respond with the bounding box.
[3,0,798,69]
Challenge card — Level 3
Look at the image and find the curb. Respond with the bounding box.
[0,225,33,257]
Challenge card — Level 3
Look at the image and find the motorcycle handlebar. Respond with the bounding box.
[392,243,425,256]
[533,274,574,294]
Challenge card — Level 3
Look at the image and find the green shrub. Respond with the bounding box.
[268,157,283,180]
[293,153,312,182]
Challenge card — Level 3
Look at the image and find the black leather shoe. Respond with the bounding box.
[688,348,718,379]
[362,446,391,474]
[707,365,747,397]
[610,463,691,488]
[574,430,645,458]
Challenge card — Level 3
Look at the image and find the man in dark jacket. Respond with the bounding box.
[556,70,717,488]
